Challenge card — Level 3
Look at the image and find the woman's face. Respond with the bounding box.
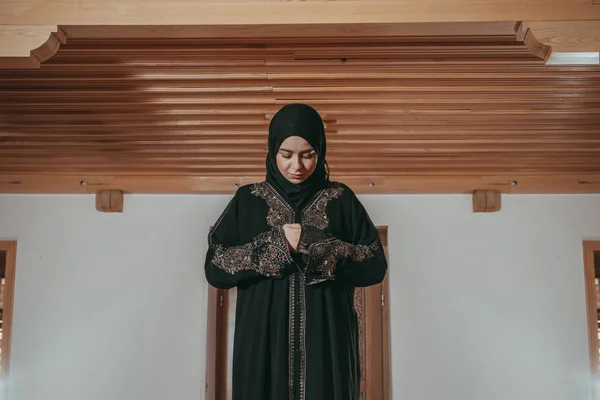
[275,136,318,184]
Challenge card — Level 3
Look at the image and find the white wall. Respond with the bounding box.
[0,193,599,400]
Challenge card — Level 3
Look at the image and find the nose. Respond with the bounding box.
[291,156,303,171]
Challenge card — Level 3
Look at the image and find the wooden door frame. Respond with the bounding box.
[583,241,600,396]
[0,241,17,393]
[204,228,391,400]
[380,227,391,400]
[205,285,228,400]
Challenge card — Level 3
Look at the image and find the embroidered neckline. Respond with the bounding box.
[263,181,327,215]
[300,182,343,229]
[266,181,340,214]
[264,182,295,215]
[251,181,343,229]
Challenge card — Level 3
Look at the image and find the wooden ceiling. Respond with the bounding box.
[1,26,600,194]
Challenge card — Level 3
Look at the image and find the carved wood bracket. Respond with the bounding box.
[473,189,502,213]
[0,25,65,68]
[96,190,124,213]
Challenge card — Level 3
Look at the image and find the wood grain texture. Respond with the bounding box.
[204,285,218,400]
[473,189,501,212]
[1,34,600,194]
[95,189,123,212]
[4,0,600,25]
[515,22,552,60]
[582,241,600,399]
[379,228,391,400]
[523,21,600,52]
[61,22,519,40]
[0,241,17,397]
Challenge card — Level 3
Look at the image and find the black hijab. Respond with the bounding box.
[266,103,330,210]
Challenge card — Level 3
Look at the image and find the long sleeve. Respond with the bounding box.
[299,189,387,287]
[204,190,293,289]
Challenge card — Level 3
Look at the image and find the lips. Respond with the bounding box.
[290,174,303,179]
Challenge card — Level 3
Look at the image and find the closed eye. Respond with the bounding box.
[278,149,315,159]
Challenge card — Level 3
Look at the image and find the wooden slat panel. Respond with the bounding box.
[1,33,600,193]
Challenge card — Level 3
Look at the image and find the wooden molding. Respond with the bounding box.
[1,21,596,66]
[95,189,124,212]
[2,174,600,195]
[473,189,501,212]
[0,25,66,68]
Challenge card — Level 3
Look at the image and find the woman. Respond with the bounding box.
[204,103,387,400]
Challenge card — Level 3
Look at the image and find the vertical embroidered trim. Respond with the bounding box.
[250,182,294,227]
[298,273,307,400]
[288,273,296,400]
[301,182,344,229]
[288,272,307,400]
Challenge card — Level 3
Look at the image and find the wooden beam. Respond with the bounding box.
[473,189,502,212]
[95,189,124,212]
[2,21,599,67]
[1,174,600,194]
[0,25,65,68]
[3,1,600,26]
[60,22,518,40]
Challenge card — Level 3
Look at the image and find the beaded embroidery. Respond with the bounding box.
[301,182,343,229]
[305,236,385,285]
[250,182,294,227]
[250,181,343,229]
[210,226,292,276]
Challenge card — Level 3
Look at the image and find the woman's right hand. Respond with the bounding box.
[282,224,302,251]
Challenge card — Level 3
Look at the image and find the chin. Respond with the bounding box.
[288,176,306,183]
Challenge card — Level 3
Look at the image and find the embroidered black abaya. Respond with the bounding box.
[204,104,388,400]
